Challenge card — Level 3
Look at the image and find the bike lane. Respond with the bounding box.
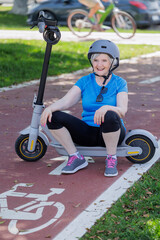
[0,53,160,240]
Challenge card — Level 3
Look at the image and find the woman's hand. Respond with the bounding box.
[94,105,110,125]
[40,107,52,127]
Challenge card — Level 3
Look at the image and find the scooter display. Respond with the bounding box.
[15,12,158,164]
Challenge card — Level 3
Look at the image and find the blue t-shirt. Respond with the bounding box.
[75,73,128,127]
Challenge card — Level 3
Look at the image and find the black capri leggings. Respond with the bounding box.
[47,110,126,147]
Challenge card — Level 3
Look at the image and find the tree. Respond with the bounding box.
[10,0,28,15]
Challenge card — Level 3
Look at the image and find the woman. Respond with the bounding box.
[78,0,109,31]
[40,40,128,177]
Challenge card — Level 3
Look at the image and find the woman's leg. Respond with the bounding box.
[88,2,104,18]
[47,111,99,154]
[47,111,99,174]
[99,111,126,177]
[50,127,77,155]
[102,129,120,156]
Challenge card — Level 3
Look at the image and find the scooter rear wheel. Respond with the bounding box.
[126,134,156,164]
[15,134,47,162]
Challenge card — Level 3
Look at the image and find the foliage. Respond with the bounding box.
[81,161,160,240]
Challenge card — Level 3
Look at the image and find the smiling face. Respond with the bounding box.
[91,54,112,76]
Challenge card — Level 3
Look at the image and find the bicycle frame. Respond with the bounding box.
[97,0,126,24]
[0,183,64,220]
[98,2,115,24]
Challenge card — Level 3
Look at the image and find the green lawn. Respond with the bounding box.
[81,160,160,240]
[0,40,160,88]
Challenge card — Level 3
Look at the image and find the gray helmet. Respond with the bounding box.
[88,40,120,63]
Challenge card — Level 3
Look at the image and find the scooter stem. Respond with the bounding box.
[36,42,52,105]
[27,42,52,152]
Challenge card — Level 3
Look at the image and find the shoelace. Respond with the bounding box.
[67,155,84,166]
[107,158,116,168]
[67,155,77,166]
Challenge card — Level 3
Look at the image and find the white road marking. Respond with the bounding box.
[140,76,160,84]
[49,161,67,176]
[53,140,160,240]
[0,184,65,235]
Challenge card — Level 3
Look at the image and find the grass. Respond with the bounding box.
[81,160,160,240]
[0,40,90,87]
[0,6,29,30]
[1,40,160,88]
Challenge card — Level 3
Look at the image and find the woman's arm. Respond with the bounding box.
[94,92,128,125]
[40,85,81,126]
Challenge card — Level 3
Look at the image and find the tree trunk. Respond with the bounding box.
[10,0,28,15]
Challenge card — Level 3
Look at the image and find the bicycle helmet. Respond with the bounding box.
[88,40,120,70]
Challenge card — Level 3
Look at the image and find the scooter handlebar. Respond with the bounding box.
[37,11,45,33]
[39,11,45,18]
[30,11,61,44]
[38,21,45,33]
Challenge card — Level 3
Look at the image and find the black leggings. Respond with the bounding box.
[47,110,126,147]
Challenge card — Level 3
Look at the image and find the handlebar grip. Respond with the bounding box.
[38,21,46,33]
[39,11,45,18]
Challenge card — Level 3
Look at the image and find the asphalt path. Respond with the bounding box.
[0,29,160,45]
[0,31,160,239]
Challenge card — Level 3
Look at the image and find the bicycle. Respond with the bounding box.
[0,183,65,235]
[67,0,136,39]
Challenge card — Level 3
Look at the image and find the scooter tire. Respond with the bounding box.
[126,134,156,164]
[15,134,47,162]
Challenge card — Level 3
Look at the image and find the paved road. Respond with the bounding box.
[0,30,160,239]
[0,29,160,45]
[0,51,160,239]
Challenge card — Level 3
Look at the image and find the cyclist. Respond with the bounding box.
[78,0,110,31]
[40,40,128,177]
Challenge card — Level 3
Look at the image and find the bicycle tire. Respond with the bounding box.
[67,9,93,38]
[111,11,136,39]
[8,202,65,235]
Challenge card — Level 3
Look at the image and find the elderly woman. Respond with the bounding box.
[40,40,128,177]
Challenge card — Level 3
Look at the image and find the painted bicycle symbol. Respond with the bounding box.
[0,183,65,235]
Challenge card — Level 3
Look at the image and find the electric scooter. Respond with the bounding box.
[15,12,158,164]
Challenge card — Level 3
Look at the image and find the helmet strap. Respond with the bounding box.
[94,59,114,85]
[93,58,119,85]
[94,70,112,86]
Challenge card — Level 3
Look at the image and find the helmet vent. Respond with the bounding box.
[101,46,107,48]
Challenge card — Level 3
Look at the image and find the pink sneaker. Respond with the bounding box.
[104,155,118,177]
[62,155,88,174]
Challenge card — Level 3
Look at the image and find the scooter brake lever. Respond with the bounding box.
[30,21,38,29]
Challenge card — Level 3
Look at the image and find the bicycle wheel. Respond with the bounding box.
[126,135,156,164]
[67,9,94,38]
[8,202,65,235]
[111,11,136,39]
[15,134,47,162]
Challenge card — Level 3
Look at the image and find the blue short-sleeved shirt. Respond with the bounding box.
[75,73,128,127]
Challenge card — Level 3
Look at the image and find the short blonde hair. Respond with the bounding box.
[90,53,112,64]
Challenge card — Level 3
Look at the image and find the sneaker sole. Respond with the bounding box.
[61,161,88,174]
[104,172,118,177]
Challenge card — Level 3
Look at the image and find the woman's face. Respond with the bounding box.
[92,54,111,76]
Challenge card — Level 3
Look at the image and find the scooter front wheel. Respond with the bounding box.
[126,134,156,164]
[15,134,47,162]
